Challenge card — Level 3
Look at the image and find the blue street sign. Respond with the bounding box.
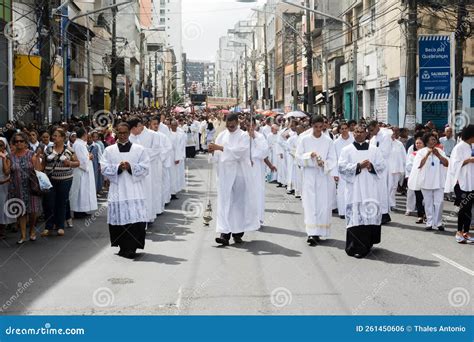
[418,35,452,101]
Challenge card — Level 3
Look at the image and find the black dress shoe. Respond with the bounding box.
[339,215,345,219]
[123,250,136,259]
[171,195,178,200]
[233,235,243,244]
[307,236,319,247]
[276,184,283,188]
[215,237,230,246]
[437,225,445,231]
[381,214,392,225]
[118,249,125,257]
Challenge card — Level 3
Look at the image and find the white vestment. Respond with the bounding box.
[266,133,279,182]
[286,133,299,191]
[170,130,186,194]
[388,139,407,207]
[211,129,260,234]
[296,134,337,237]
[334,134,355,216]
[250,132,269,225]
[100,143,150,225]
[276,128,289,185]
[70,139,98,212]
[338,142,385,228]
[370,129,393,214]
[130,128,163,221]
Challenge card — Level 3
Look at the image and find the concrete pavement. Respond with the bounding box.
[0,155,472,315]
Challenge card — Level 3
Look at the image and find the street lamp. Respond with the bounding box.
[282,0,358,120]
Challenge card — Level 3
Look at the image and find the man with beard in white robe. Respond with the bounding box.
[129,117,162,223]
[338,125,385,258]
[100,123,150,259]
[388,127,406,210]
[169,120,186,197]
[209,114,260,246]
[334,122,354,218]
[70,127,98,217]
[265,124,279,183]
[296,116,337,246]
[368,121,393,224]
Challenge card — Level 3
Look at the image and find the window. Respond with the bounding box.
[159,18,165,24]
[160,9,165,15]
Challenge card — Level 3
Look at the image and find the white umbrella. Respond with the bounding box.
[284,111,307,119]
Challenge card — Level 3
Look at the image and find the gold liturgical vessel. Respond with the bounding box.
[203,200,213,226]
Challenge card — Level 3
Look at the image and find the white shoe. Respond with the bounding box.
[456,233,466,244]
[66,219,73,228]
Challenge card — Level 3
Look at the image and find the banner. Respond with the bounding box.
[206,97,238,107]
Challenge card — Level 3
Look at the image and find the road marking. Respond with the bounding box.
[176,286,183,309]
[432,253,474,277]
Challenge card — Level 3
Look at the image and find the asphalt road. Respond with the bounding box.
[0,155,472,315]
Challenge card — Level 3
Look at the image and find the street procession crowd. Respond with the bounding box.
[0,108,473,259]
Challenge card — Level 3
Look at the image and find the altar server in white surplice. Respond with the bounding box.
[296,116,337,247]
[100,123,150,259]
[70,128,98,215]
[208,114,260,246]
[129,117,161,223]
[265,125,279,183]
[338,125,385,258]
[368,121,393,224]
[333,122,354,218]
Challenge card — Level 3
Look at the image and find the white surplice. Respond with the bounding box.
[334,134,355,216]
[296,133,337,237]
[170,130,186,194]
[266,132,279,182]
[338,142,385,228]
[211,128,260,234]
[130,128,163,221]
[445,141,474,193]
[70,139,98,213]
[370,128,393,214]
[286,132,299,191]
[100,143,150,225]
[276,128,289,185]
[388,139,407,207]
[250,131,269,225]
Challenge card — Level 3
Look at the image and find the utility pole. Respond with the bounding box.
[236,60,240,102]
[455,0,467,111]
[323,12,330,118]
[263,10,269,110]
[281,20,285,110]
[305,0,314,115]
[39,0,52,124]
[293,25,298,111]
[86,16,91,117]
[154,51,157,107]
[244,47,248,109]
[405,0,417,130]
[110,0,118,114]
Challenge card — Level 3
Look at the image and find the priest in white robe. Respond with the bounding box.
[129,117,162,223]
[209,114,260,246]
[169,120,186,197]
[70,128,98,216]
[246,118,270,226]
[338,125,386,258]
[100,123,150,259]
[334,122,354,218]
[265,125,279,183]
[296,116,337,246]
[157,119,173,204]
[368,121,393,224]
[275,126,290,187]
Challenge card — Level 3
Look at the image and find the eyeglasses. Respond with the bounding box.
[14,140,25,144]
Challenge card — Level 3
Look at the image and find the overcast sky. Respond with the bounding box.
[182,0,266,62]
